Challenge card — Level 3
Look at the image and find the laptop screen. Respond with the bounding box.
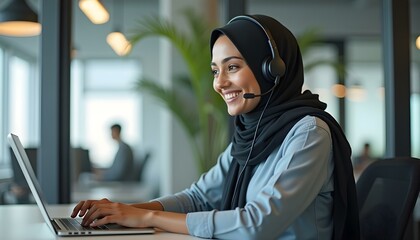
[7,133,56,234]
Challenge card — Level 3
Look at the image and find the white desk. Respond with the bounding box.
[0,204,203,240]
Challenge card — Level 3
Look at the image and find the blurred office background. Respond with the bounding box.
[0,0,419,207]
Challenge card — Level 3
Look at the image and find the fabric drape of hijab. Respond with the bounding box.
[210,15,360,240]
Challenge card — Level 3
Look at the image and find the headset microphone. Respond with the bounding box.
[243,77,280,99]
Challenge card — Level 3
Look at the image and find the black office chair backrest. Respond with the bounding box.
[137,152,151,182]
[71,147,92,182]
[356,157,420,240]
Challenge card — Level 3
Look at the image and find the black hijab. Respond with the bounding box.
[210,15,360,239]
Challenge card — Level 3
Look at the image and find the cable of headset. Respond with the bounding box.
[230,76,279,207]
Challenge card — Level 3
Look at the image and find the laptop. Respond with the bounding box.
[7,133,155,236]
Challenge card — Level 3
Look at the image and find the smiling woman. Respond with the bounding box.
[211,36,261,116]
[71,14,360,240]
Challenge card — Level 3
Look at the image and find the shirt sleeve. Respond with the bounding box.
[155,144,233,212]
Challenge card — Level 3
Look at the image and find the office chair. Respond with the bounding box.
[356,157,420,240]
[71,147,92,183]
[128,152,151,182]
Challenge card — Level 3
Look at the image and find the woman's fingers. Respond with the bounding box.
[71,198,111,218]
[79,200,95,217]
[71,201,86,218]
[81,202,149,228]
[72,199,149,228]
[71,200,94,218]
[82,205,114,226]
[90,215,116,227]
[81,200,116,226]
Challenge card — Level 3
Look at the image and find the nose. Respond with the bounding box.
[214,72,230,90]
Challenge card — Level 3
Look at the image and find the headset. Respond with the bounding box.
[227,15,286,84]
[227,15,286,207]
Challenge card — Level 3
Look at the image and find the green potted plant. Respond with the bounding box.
[130,10,228,174]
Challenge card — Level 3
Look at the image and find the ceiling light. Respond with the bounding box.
[331,84,346,98]
[107,31,132,56]
[106,0,131,56]
[79,0,109,24]
[0,0,41,37]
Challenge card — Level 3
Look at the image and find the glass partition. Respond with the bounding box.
[71,59,142,168]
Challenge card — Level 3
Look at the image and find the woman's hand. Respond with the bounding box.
[71,198,189,234]
[71,198,152,228]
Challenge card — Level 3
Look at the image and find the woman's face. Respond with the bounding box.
[211,35,261,116]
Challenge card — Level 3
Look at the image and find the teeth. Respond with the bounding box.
[224,92,240,100]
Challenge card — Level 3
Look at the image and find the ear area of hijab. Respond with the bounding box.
[228,15,286,84]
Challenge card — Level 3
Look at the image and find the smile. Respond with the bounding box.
[224,92,241,101]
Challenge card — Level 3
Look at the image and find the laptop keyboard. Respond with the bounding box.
[59,218,109,231]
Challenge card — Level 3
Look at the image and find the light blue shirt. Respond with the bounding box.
[156,116,334,239]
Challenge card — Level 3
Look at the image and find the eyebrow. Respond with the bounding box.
[210,56,244,66]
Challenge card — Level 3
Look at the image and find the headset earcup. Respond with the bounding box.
[262,56,286,83]
[273,57,286,79]
[262,57,274,82]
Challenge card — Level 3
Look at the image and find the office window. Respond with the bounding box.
[84,60,138,91]
[8,56,39,147]
[9,56,30,138]
[71,59,142,168]
[304,39,387,158]
[346,62,385,156]
[303,45,339,119]
[84,93,140,167]
[345,39,385,157]
[0,50,38,171]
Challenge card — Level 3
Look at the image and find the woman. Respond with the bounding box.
[72,14,359,239]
